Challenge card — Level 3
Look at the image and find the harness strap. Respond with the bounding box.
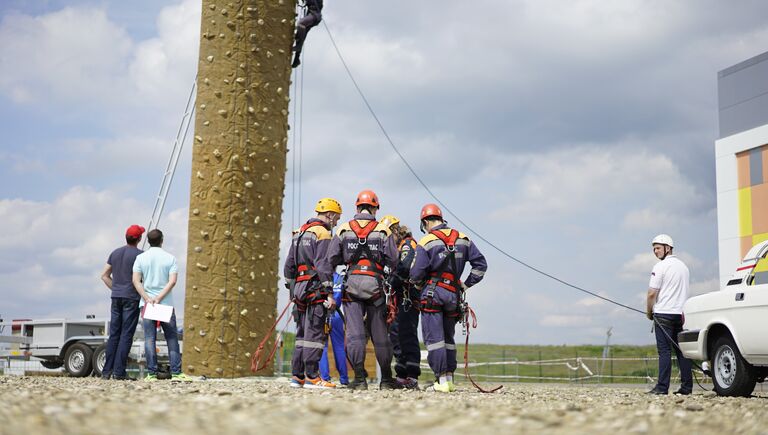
[347,220,385,279]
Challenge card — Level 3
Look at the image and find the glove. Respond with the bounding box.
[323,295,337,311]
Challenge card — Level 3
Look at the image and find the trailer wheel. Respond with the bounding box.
[64,343,93,377]
[92,344,107,377]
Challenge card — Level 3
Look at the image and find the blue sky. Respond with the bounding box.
[1,0,768,345]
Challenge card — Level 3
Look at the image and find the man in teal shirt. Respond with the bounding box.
[132,229,189,381]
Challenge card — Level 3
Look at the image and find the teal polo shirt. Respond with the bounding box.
[132,247,178,308]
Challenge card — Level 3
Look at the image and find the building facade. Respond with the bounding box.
[715,50,768,285]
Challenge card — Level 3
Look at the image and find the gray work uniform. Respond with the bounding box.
[284,218,333,379]
[317,213,398,378]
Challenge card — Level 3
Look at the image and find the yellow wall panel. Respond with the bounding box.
[739,187,753,237]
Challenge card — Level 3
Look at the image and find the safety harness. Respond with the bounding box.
[342,220,386,303]
[346,220,384,278]
[421,229,462,318]
[292,221,329,310]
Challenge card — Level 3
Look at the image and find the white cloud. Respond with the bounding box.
[0,7,133,105]
[0,0,200,114]
[690,278,719,296]
[0,186,188,320]
[541,315,593,327]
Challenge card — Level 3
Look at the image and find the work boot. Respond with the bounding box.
[447,380,456,392]
[379,377,404,390]
[348,376,368,390]
[396,377,419,389]
[305,377,336,389]
[289,376,305,388]
[432,381,451,393]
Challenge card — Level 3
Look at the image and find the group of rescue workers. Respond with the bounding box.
[284,190,487,392]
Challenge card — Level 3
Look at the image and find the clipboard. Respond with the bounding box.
[143,303,174,323]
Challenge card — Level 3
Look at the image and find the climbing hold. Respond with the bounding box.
[245,181,254,188]
[192,209,200,215]
[206,55,214,62]
[199,330,207,337]
[196,171,204,179]
[195,135,203,143]
[196,263,209,271]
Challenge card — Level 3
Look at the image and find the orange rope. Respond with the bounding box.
[462,304,503,393]
[251,300,294,373]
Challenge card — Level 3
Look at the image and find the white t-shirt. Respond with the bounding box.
[648,255,689,314]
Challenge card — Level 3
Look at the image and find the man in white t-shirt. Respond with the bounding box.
[646,234,693,395]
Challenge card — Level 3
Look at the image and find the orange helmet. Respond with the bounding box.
[420,203,443,220]
[355,190,380,208]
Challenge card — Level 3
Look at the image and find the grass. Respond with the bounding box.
[276,332,671,384]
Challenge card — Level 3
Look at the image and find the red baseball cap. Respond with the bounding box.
[125,225,146,238]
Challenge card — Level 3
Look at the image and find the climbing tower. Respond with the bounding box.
[183,0,296,378]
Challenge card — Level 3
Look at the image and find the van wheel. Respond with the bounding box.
[92,344,107,377]
[64,343,93,377]
[711,335,756,397]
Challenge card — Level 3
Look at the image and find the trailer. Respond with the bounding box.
[0,318,180,377]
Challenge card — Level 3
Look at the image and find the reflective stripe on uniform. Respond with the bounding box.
[445,343,456,350]
[295,340,306,348]
[302,341,325,350]
[470,269,485,277]
[426,340,445,351]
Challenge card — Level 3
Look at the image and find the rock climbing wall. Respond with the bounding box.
[183,0,296,378]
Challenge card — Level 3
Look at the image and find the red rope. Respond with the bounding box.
[462,304,503,393]
[250,300,294,373]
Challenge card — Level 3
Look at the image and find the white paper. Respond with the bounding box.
[143,303,174,323]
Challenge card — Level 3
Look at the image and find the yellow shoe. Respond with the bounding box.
[171,373,193,382]
[447,380,456,392]
[143,374,157,382]
[433,381,451,393]
[304,377,336,389]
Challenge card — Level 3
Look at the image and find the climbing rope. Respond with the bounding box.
[251,299,295,372]
[321,19,713,390]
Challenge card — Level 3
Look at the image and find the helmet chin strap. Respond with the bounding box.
[659,246,671,260]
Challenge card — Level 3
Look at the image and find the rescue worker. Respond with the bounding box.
[317,190,401,390]
[291,0,323,68]
[646,234,693,395]
[284,197,342,389]
[410,204,487,393]
[380,215,421,389]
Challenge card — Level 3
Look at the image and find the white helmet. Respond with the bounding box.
[651,234,674,248]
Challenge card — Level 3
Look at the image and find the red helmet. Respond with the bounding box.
[420,203,443,220]
[355,190,380,208]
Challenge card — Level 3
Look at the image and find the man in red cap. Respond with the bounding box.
[99,224,145,380]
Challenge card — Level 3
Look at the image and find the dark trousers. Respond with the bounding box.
[421,286,458,376]
[389,304,421,379]
[291,309,306,378]
[293,11,322,57]
[291,304,328,379]
[103,297,140,378]
[344,298,393,379]
[654,313,693,393]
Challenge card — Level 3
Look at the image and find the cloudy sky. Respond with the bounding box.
[1,0,767,345]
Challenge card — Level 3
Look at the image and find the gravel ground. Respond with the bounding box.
[1,376,766,435]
